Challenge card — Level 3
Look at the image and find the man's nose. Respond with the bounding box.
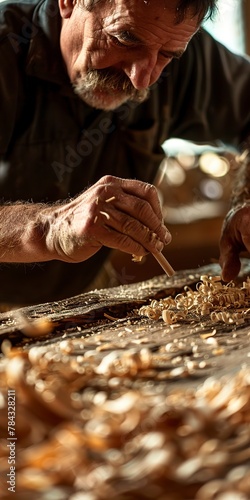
[123,55,167,90]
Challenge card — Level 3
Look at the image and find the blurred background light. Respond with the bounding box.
[199,153,230,177]
[164,159,186,186]
[200,178,224,200]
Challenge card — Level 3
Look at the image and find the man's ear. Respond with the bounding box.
[58,0,75,19]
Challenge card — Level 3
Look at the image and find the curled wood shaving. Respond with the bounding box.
[138,275,250,325]
[1,346,250,498]
[99,211,110,220]
[131,254,143,262]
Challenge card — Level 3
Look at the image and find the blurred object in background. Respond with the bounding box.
[150,139,240,276]
[203,0,245,55]
[156,138,238,225]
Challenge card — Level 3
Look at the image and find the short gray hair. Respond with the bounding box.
[78,0,103,11]
[78,0,217,22]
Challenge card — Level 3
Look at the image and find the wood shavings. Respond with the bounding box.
[138,275,250,327]
[103,312,118,321]
[99,211,110,220]
[131,254,143,262]
[14,311,53,338]
[1,345,250,498]
[200,329,217,339]
[105,196,116,203]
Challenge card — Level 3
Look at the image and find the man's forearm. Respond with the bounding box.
[0,203,51,262]
[0,176,172,265]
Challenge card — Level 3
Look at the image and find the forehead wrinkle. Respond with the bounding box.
[126,23,195,54]
[103,10,197,50]
[103,6,131,28]
[142,14,197,38]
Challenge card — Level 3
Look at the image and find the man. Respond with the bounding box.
[0,0,249,305]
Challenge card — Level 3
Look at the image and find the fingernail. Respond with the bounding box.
[161,224,171,243]
[155,240,164,252]
[164,230,172,244]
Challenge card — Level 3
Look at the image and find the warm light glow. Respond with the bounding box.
[177,153,196,169]
[199,153,230,177]
[165,160,186,186]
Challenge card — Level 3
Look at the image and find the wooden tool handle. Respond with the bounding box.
[152,251,175,277]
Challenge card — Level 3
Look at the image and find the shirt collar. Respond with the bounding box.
[25,0,71,88]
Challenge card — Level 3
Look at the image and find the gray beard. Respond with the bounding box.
[73,68,149,110]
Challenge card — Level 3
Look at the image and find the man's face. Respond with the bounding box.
[59,0,199,110]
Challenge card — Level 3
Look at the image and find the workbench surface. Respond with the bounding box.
[0,262,250,499]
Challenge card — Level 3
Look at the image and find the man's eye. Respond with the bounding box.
[109,34,135,48]
[159,53,173,63]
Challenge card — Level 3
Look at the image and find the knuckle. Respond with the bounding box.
[118,234,146,256]
[94,184,111,201]
[94,178,119,200]
[121,217,140,235]
[144,182,158,197]
[98,174,116,185]
[133,198,150,217]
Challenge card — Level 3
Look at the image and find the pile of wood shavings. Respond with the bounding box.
[138,275,250,325]
[1,344,250,499]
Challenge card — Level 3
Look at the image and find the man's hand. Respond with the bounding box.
[219,204,250,281]
[39,175,171,263]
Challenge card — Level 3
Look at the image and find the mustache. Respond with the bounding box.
[73,68,149,103]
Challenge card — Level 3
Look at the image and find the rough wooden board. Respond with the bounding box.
[0,260,250,387]
[1,260,250,342]
[0,263,216,342]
